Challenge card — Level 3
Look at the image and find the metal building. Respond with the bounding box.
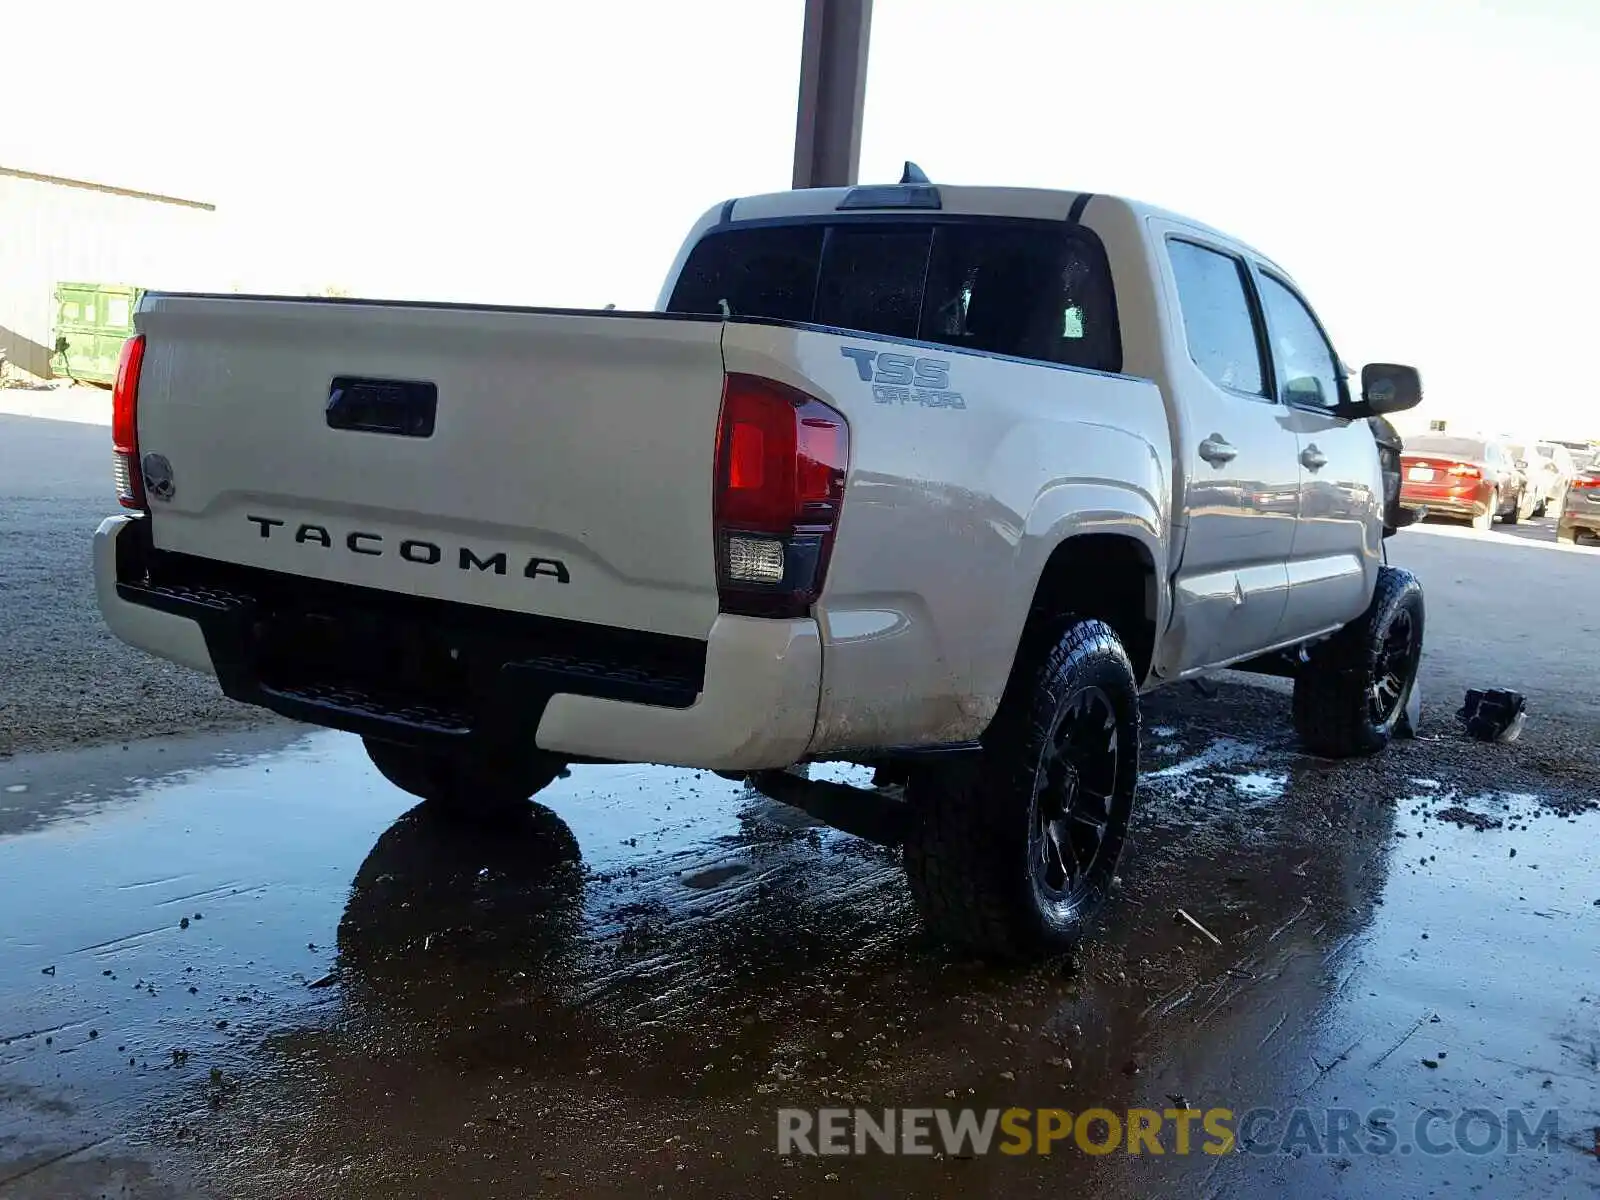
[0,166,219,379]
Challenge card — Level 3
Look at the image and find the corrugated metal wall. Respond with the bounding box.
[0,169,222,378]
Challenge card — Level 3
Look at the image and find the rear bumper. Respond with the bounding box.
[1399,487,1489,519]
[94,515,821,771]
[1560,489,1600,518]
[1414,502,1483,520]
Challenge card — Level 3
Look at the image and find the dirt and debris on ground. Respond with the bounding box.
[0,406,291,759]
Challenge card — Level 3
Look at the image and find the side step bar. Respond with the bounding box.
[745,769,911,847]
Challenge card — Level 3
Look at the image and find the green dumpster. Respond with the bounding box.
[52,282,142,386]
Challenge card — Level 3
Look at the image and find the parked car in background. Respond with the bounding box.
[1400,434,1530,530]
[1557,464,1600,544]
[1549,439,1599,473]
[1504,440,1575,517]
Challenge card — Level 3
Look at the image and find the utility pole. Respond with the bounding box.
[791,0,874,189]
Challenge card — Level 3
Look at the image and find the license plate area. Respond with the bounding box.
[253,606,475,709]
[1407,466,1435,482]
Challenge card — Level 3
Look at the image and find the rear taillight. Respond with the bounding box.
[713,373,849,618]
[1572,475,1600,490]
[111,334,147,509]
[1447,463,1481,479]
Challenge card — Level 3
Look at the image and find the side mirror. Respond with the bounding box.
[1515,459,1529,471]
[1329,363,1422,420]
[1357,362,1423,415]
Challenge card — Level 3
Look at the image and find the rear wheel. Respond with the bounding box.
[1473,491,1497,531]
[1506,488,1527,524]
[902,618,1140,960]
[362,738,569,821]
[1293,566,1424,758]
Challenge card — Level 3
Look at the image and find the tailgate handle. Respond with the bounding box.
[326,377,438,438]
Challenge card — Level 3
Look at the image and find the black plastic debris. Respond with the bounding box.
[1397,674,1422,738]
[1457,689,1527,743]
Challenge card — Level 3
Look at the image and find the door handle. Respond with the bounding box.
[1199,435,1238,466]
[1300,445,1329,470]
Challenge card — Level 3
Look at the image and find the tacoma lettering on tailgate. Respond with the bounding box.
[244,515,570,582]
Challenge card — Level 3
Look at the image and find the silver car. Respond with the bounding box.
[1504,440,1576,518]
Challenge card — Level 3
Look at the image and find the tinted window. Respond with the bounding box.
[1166,240,1265,395]
[1407,435,1488,460]
[1257,273,1342,409]
[667,224,823,323]
[814,226,928,341]
[667,220,1121,373]
[922,223,1121,370]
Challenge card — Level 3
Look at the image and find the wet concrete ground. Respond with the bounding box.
[3,680,1597,1198]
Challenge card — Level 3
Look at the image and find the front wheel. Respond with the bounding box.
[1293,566,1424,758]
[362,738,569,821]
[902,618,1141,960]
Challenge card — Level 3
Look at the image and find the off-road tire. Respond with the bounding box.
[362,738,568,821]
[902,618,1141,960]
[1293,566,1424,758]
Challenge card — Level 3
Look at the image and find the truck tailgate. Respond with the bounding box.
[134,295,726,641]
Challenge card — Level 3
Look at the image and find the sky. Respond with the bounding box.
[3,0,1596,437]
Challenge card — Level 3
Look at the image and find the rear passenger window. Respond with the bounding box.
[667,219,1122,374]
[1167,240,1266,396]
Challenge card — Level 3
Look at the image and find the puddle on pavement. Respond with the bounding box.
[2,681,1597,1199]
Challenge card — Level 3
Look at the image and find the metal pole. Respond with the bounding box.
[792,0,874,189]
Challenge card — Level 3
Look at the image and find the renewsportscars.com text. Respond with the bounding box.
[777,1106,1567,1158]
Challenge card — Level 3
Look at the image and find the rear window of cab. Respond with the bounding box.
[667,219,1122,375]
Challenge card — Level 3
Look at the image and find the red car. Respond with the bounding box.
[1399,434,1531,531]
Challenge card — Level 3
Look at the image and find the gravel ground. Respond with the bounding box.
[0,406,286,757]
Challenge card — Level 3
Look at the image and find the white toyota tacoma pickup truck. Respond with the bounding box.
[95,168,1425,958]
